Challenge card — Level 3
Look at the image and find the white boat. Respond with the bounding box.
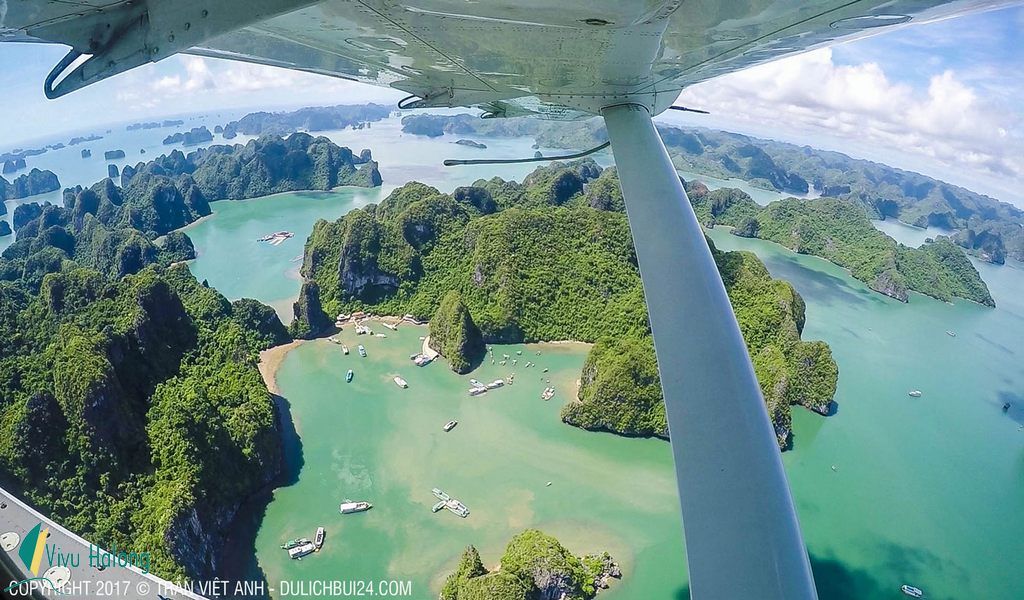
[410,353,421,360]
[908,390,922,398]
[288,541,316,559]
[485,379,504,389]
[901,585,924,598]
[468,386,487,396]
[375,333,387,338]
[339,500,373,514]
[443,420,458,432]
[342,344,349,355]
[541,387,555,401]
[469,379,481,386]
[431,501,446,513]
[327,336,341,344]
[394,376,408,388]
[946,330,956,337]
[382,322,398,331]
[445,499,470,518]
[432,488,450,501]
[314,527,325,550]
[358,345,366,357]
[414,355,433,366]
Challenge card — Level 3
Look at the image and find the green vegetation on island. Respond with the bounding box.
[221,104,391,139]
[440,530,620,600]
[686,182,995,306]
[400,113,1024,264]
[429,290,486,373]
[295,159,837,447]
[0,145,297,580]
[0,167,61,201]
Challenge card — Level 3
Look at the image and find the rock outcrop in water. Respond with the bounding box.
[220,104,391,137]
[0,168,61,201]
[3,158,26,174]
[440,530,620,600]
[163,126,214,146]
[104,149,126,160]
[684,187,995,307]
[429,290,485,374]
[0,221,11,237]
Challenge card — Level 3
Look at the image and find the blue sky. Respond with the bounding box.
[2,6,1022,206]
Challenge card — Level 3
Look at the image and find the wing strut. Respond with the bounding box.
[601,103,818,600]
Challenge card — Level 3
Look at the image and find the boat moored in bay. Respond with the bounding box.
[394,376,408,388]
[288,541,316,559]
[908,390,923,398]
[358,345,367,357]
[443,420,457,432]
[346,369,354,383]
[339,500,373,514]
[314,527,325,550]
[901,584,924,598]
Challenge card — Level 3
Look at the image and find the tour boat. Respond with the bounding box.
[443,420,458,432]
[342,344,349,355]
[339,500,372,514]
[901,584,924,598]
[908,390,922,398]
[432,488,450,502]
[541,387,555,401]
[314,527,325,550]
[288,541,316,559]
[946,330,956,337]
[394,376,408,388]
[280,537,310,550]
[358,345,366,357]
[346,369,354,383]
[431,501,446,513]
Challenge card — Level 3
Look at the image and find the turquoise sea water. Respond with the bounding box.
[6,115,1024,598]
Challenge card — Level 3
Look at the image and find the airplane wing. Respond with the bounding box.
[0,0,1014,114]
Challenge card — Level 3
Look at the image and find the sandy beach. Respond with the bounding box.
[258,339,307,395]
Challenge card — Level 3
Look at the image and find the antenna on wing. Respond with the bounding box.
[442,141,610,167]
[668,105,710,114]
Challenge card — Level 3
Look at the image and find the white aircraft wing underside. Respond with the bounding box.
[0,0,1014,115]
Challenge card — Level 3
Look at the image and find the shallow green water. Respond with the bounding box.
[257,330,686,598]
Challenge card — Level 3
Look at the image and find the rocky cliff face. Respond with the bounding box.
[429,291,485,374]
[0,168,61,200]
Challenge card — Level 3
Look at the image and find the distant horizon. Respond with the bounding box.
[4,101,1020,212]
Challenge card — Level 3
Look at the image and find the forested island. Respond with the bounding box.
[220,103,391,139]
[683,180,995,306]
[0,168,61,202]
[294,159,838,447]
[0,132,380,579]
[400,113,1024,264]
[441,530,620,600]
[163,126,214,146]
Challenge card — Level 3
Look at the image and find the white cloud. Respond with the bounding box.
[675,48,1024,198]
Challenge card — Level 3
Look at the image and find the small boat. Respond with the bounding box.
[375,333,387,338]
[901,584,924,598]
[288,541,316,559]
[443,420,458,432]
[281,537,310,550]
[946,330,956,337]
[342,344,349,355]
[469,379,481,386]
[485,379,504,390]
[339,500,373,514]
[468,386,487,396]
[358,345,367,357]
[1003,402,1011,412]
[432,488,450,501]
[346,369,354,383]
[394,376,408,388]
[541,387,555,401]
[830,465,838,472]
[908,390,922,398]
[445,499,470,518]
[410,353,421,360]
[431,501,446,513]
[314,527,325,550]
[382,322,398,331]
[414,355,433,366]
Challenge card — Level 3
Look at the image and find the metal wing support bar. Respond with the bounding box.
[601,104,818,600]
